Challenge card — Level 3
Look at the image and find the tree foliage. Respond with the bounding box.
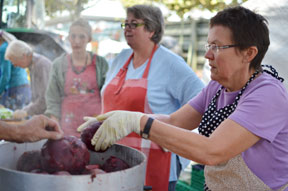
[45,0,89,19]
[44,0,248,19]
[121,0,248,17]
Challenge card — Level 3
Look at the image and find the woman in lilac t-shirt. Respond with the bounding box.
[78,6,288,190]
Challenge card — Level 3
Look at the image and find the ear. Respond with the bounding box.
[244,46,258,63]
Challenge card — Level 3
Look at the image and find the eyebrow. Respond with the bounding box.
[124,19,138,23]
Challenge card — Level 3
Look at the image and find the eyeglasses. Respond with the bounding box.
[121,22,145,29]
[205,44,239,53]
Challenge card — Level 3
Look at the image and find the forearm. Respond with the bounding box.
[24,98,46,116]
[0,121,20,142]
[140,115,214,165]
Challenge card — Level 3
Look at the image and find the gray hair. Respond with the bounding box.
[5,40,33,60]
[127,4,164,44]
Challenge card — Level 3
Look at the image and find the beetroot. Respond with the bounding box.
[81,121,107,152]
[100,156,129,172]
[40,136,90,174]
[16,150,42,172]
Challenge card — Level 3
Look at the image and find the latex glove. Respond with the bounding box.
[13,110,27,120]
[92,110,144,151]
[77,116,99,132]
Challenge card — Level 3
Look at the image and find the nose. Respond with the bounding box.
[204,49,214,60]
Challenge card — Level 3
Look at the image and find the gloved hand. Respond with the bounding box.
[13,110,27,120]
[82,110,144,151]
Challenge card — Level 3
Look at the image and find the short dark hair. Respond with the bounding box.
[127,5,164,44]
[210,6,270,70]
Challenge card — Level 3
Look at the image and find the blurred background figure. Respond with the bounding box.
[100,5,204,191]
[5,40,52,120]
[160,35,182,56]
[0,31,31,111]
[45,18,108,137]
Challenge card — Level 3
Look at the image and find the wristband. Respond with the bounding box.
[141,117,154,139]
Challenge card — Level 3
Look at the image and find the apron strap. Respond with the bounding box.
[114,53,133,95]
[142,44,158,79]
[114,44,158,94]
[262,65,284,82]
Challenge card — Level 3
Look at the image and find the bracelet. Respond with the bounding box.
[141,117,154,139]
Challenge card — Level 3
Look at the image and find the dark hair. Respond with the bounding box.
[210,6,270,70]
[127,4,164,44]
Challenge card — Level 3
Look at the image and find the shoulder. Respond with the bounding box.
[33,53,52,67]
[52,53,67,68]
[241,73,288,109]
[110,48,133,67]
[52,53,67,64]
[246,73,287,96]
[115,48,133,60]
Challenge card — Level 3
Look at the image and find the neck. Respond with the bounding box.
[71,51,88,66]
[72,50,87,60]
[225,69,256,92]
[133,42,156,68]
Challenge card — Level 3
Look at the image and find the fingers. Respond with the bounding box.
[77,117,99,132]
[13,110,27,120]
[95,111,116,121]
[40,115,63,140]
[77,120,91,132]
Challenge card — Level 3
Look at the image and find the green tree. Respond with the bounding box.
[45,0,89,19]
[121,0,248,18]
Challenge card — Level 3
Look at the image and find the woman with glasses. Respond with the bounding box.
[45,18,108,137]
[90,4,204,191]
[79,6,288,190]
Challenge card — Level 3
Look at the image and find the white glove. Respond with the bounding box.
[77,116,99,132]
[13,110,27,120]
[92,110,144,151]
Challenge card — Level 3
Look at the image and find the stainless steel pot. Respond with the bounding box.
[0,140,147,191]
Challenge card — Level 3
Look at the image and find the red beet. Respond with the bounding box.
[40,136,90,174]
[16,150,42,172]
[100,156,130,172]
[81,121,107,152]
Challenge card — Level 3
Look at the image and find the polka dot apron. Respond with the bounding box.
[198,65,288,191]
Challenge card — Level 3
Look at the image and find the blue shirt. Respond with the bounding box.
[102,45,205,181]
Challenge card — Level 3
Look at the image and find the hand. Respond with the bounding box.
[92,110,144,151]
[13,110,27,120]
[15,115,64,143]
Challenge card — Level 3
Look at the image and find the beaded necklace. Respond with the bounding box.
[70,53,88,74]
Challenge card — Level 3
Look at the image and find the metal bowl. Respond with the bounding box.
[0,140,146,191]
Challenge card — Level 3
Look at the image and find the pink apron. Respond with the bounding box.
[101,45,171,191]
[61,54,101,137]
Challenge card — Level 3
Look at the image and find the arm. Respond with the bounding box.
[0,115,63,143]
[141,114,260,165]
[0,58,12,94]
[149,103,202,131]
[95,55,108,90]
[24,58,52,115]
[45,57,65,119]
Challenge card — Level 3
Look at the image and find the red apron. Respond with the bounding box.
[61,54,101,137]
[102,45,171,191]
